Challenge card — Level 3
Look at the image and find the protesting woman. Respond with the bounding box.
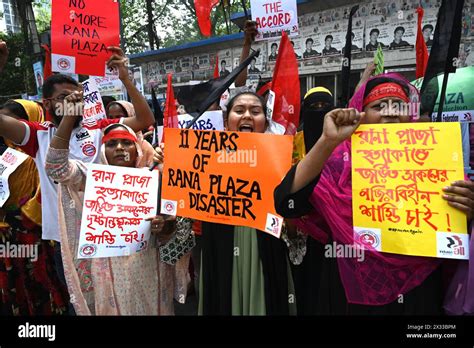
[44,48,184,314]
[0,100,68,315]
[45,104,179,314]
[285,86,335,315]
[275,73,474,314]
[198,91,296,315]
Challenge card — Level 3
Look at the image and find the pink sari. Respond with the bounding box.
[47,124,177,315]
[295,73,440,305]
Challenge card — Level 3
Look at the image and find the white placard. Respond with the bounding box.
[78,164,159,258]
[251,0,299,41]
[82,78,107,122]
[178,111,224,131]
[0,148,29,207]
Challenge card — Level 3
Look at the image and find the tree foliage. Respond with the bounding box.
[0,32,35,104]
[122,0,251,53]
[29,0,252,54]
[32,0,52,34]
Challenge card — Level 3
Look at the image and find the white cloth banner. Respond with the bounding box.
[178,111,224,131]
[82,78,107,122]
[78,164,159,258]
[0,148,29,207]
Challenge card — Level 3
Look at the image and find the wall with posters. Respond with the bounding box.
[134,0,474,95]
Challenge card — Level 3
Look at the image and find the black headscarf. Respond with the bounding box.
[300,87,334,153]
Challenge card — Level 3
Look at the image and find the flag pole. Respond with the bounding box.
[340,5,359,108]
[435,72,450,122]
[221,0,231,35]
[241,0,249,20]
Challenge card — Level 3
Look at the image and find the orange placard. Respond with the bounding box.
[161,128,293,237]
[51,0,120,76]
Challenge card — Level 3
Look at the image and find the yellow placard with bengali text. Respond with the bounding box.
[352,123,468,260]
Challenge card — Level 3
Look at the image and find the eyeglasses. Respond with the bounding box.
[45,94,69,102]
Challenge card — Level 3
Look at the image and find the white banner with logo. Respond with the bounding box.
[78,164,159,258]
[0,149,29,207]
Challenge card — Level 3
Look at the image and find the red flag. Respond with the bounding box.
[194,0,220,36]
[270,32,301,135]
[213,54,219,78]
[163,74,179,141]
[41,44,52,80]
[416,7,429,78]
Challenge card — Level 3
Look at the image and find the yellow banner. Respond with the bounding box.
[352,123,468,260]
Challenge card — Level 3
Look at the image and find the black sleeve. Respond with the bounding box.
[274,163,320,219]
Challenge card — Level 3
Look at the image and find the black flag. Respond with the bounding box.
[419,0,465,121]
[151,86,164,126]
[177,49,260,129]
[340,5,359,107]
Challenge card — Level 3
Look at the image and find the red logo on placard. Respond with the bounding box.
[447,235,465,256]
[165,202,175,213]
[80,244,97,257]
[270,217,280,235]
[357,230,380,248]
[57,58,71,71]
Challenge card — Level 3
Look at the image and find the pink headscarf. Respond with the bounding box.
[107,100,136,118]
[295,73,440,305]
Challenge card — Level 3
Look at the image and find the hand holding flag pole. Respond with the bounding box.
[185,49,260,129]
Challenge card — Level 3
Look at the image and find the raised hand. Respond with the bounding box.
[0,40,9,74]
[322,108,365,145]
[106,46,129,81]
[63,89,84,117]
[243,20,258,44]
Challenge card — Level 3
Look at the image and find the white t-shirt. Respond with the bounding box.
[17,118,121,241]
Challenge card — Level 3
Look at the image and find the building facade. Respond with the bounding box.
[0,0,21,34]
[130,0,474,103]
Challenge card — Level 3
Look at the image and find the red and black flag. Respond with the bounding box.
[270,31,301,135]
[176,49,260,128]
[416,7,429,79]
[194,0,220,37]
[419,0,465,121]
[340,5,359,107]
[163,74,179,140]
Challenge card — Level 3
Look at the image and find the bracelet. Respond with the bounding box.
[54,134,69,142]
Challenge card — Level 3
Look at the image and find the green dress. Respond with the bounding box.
[199,226,297,315]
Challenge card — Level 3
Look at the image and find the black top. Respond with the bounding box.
[390,40,410,49]
[366,42,386,51]
[220,69,230,77]
[322,47,340,55]
[249,67,261,74]
[274,163,320,218]
[303,49,320,58]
